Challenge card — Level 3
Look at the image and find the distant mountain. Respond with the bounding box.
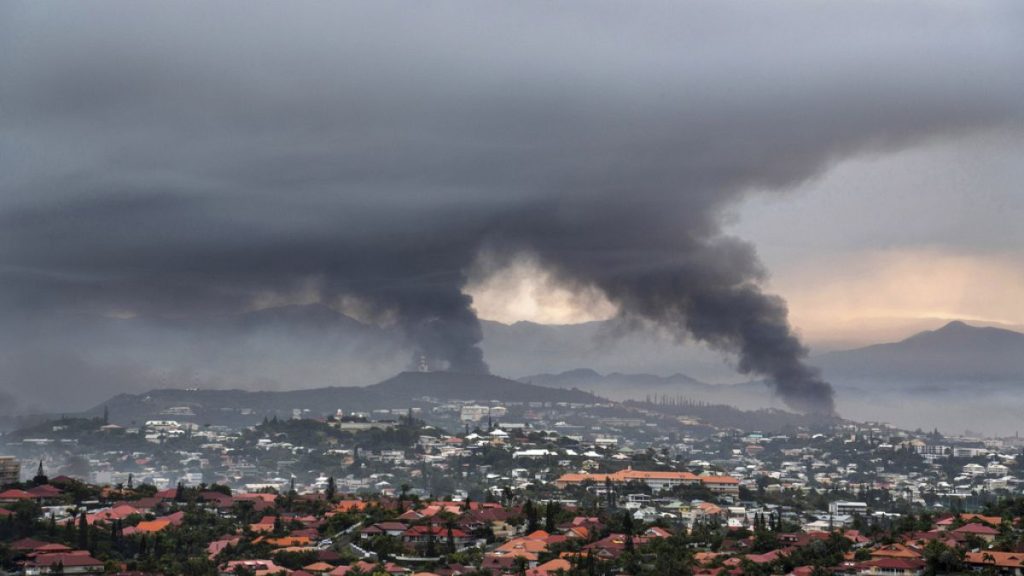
[521,369,710,400]
[371,371,599,404]
[8,371,844,436]
[520,368,776,410]
[1,305,748,415]
[814,321,1024,384]
[95,385,384,427]
[84,371,601,427]
[480,319,744,383]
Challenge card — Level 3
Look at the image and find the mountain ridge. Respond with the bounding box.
[813,320,1024,384]
[519,368,774,410]
[71,371,603,428]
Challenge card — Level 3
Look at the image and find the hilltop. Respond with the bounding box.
[81,371,602,427]
[371,371,598,404]
[814,320,1024,384]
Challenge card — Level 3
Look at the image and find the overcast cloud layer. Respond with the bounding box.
[2,1,1023,415]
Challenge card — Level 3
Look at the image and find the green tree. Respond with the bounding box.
[326,476,337,502]
[923,540,964,575]
[545,500,559,533]
[77,511,88,551]
[426,526,438,557]
[524,500,539,533]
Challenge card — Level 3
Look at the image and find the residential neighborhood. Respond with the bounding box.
[4,396,1024,575]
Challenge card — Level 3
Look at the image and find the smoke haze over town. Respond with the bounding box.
[9,5,1024,576]
[2,1,1024,425]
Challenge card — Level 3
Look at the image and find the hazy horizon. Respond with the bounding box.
[3,1,1024,429]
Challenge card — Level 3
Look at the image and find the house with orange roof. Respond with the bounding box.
[745,548,793,565]
[488,531,552,565]
[8,538,50,553]
[129,519,171,534]
[26,484,63,502]
[700,474,741,496]
[583,531,669,560]
[328,562,409,576]
[235,492,278,513]
[966,513,1004,526]
[555,468,739,493]
[235,493,278,503]
[952,522,1000,542]
[208,537,240,560]
[123,496,161,514]
[697,502,724,516]
[361,521,409,539]
[250,515,279,533]
[23,551,104,575]
[419,505,444,518]
[332,500,367,514]
[481,554,532,574]
[965,550,1024,571]
[278,545,319,555]
[124,510,184,535]
[564,525,590,539]
[458,507,510,535]
[844,529,872,547]
[693,551,721,566]
[613,469,702,490]
[87,504,141,525]
[397,509,426,522]
[855,557,925,576]
[555,468,702,492]
[526,558,571,576]
[936,513,1003,530]
[153,488,178,501]
[566,516,604,529]
[402,524,471,547]
[25,543,74,557]
[0,489,33,503]
[199,490,235,511]
[642,526,673,538]
[870,543,922,560]
[265,535,313,548]
[327,561,377,576]
[302,562,336,574]
[681,501,724,526]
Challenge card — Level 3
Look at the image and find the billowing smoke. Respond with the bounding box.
[2,1,1023,413]
[477,193,837,412]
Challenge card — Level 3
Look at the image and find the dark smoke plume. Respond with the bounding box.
[2,1,1023,413]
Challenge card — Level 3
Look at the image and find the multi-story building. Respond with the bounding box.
[459,404,506,422]
[701,474,742,496]
[0,456,20,486]
[829,500,869,516]
[555,468,705,492]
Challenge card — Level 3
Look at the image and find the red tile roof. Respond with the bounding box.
[25,552,104,569]
[0,489,33,500]
[953,522,1000,535]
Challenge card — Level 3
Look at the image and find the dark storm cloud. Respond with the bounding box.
[2,1,1023,412]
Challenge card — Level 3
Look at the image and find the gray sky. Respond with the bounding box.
[2,1,1023,412]
[730,130,1024,348]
